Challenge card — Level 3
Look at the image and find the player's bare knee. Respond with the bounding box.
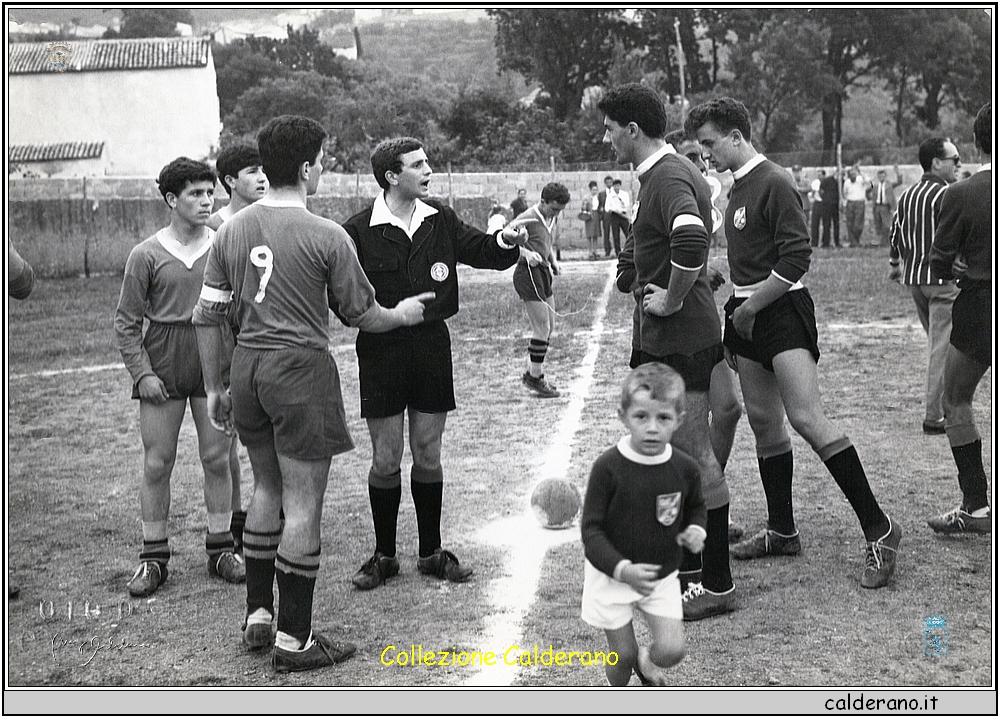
[143,450,177,479]
[649,640,685,669]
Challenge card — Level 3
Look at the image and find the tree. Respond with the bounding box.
[721,17,833,152]
[633,9,712,96]
[213,42,287,118]
[225,72,339,137]
[487,9,636,120]
[105,9,193,38]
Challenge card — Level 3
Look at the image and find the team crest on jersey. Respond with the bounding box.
[733,206,747,230]
[656,492,682,526]
[430,262,449,282]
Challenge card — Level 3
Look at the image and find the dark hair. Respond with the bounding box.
[156,157,216,205]
[541,182,571,205]
[588,181,598,189]
[685,97,753,144]
[621,362,686,413]
[215,143,262,196]
[974,102,991,155]
[597,83,667,139]
[664,129,688,147]
[917,137,947,172]
[604,175,613,182]
[489,204,505,216]
[256,115,327,189]
[371,137,424,190]
[612,179,622,186]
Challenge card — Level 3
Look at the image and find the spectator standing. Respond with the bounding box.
[842,166,868,246]
[867,167,903,247]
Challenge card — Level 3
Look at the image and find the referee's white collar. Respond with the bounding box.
[617,436,673,465]
[733,153,767,180]
[370,191,438,239]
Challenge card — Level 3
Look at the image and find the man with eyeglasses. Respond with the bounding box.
[888,137,962,436]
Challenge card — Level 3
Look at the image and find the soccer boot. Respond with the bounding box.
[927,506,991,535]
[127,561,167,597]
[522,371,560,398]
[417,548,473,583]
[208,551,246,583]
[730,528,801,560]
[682,582,736,621]
[860,518,902,589]
[352,552,400,590]
[272,632,357,674]
[243,610,275,651]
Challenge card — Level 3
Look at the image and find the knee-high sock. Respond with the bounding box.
[243,526,281,619]
[759,451,795,535]
[678,548,702,591]
[369,469,402,557]
[411,466,444,558]
[275,549,320,646]
[952,440,989,512]
[819,439,889,541]
[701,505,734,593]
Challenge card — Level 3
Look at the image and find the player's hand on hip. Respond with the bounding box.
[501,217,538,247]
[732,304,755,340]
[395,291,436,326]
[620,563,661,596]
[708,266,726,292]
[207,390,235,436]
[523,249,545,267]
[137,375,169,404]
[642,283,682,317]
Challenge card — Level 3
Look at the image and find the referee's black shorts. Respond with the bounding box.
[724,289,821,372]
[637,344,723,393]
[951,279,991,367]
[356,321,456,418]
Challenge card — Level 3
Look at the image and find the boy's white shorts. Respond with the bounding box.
[581,560,682,630]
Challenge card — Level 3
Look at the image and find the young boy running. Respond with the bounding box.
[208,142,269,552]
[685,97,901,589]
[514,182,571,399]
[582,363,707,686]
[114,157,245,597]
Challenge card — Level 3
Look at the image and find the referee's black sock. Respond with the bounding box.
[369,470,402,558]
[820,440,889,541]
[952,440,990,512]
[411,466,443,559]
[275,549,320,647]
[759,450,795,535]
[701,504,734,593]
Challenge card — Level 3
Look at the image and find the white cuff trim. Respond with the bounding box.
[672,213,706,231]
[199,285,233,303]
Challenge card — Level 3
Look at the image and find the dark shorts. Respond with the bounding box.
[724,289,820,372]
[132,322,205,400]
[638,343,724,393]
[951,280,991,367]
[356,321,456,418]
[513,260,553,301]
[230,345,353,461]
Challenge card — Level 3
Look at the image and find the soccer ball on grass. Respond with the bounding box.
[530,478,581,529]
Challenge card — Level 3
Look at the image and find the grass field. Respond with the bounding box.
[5,247,994,702]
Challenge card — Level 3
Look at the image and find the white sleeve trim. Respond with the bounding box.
[672,213,706,231]
[770,270,797,286]
[496,232,515,250]
[671,259,705,272]
[199,285,233,303]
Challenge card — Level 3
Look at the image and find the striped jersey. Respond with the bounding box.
[889,173,950,285]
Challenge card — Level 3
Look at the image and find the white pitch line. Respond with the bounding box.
[462,260,617,687]
[7,344,356,381]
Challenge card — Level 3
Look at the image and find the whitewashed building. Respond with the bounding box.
[8,37,221,176]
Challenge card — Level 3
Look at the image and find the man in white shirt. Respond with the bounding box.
[604,178,631,257]
[842,166,868,246]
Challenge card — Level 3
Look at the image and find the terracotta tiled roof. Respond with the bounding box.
[8,37,211,74]
[10,142,105,162]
